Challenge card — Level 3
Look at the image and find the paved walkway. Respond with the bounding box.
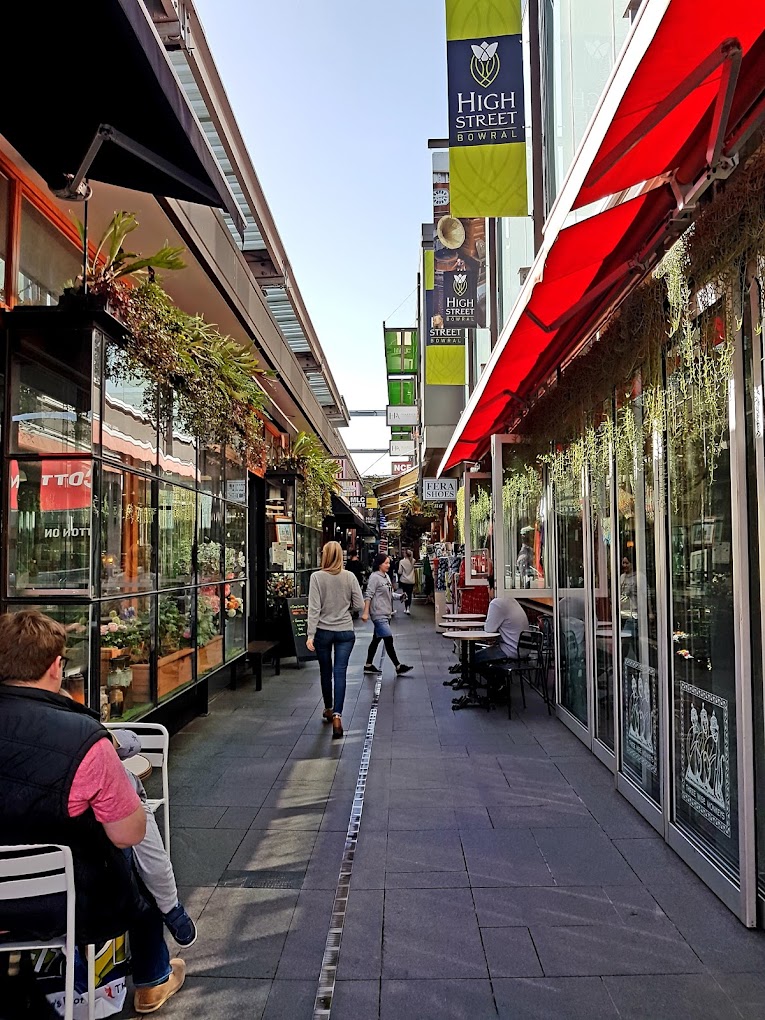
[126,606,765,1019]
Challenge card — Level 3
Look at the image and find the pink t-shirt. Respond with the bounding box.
[67,738,140,822]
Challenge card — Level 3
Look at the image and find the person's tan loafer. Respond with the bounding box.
[134,958,186,1014]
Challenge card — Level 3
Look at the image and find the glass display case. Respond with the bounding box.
[3,307,249,722]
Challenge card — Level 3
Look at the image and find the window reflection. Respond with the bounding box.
[225,580,246,661]
[159,482,195,589]
[10,355,92,455]
[501,446,547,590]
[556,466,588,726]
[103,353,158,471]
[8,458,92,595]
[100,465,154,594]
[17,199,80,307]
[198,494,224,582]
[159,393,196,486]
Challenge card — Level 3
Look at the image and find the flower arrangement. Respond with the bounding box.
[267,574,295,607]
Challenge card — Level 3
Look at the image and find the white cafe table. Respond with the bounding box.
[441,630,499,709]
[443,613,486,619]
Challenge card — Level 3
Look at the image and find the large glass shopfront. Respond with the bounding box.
[3,308,249,722]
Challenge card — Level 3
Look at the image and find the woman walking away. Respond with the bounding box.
[307,541,365,739]
[362,554,413,676]
[397,549,416,614]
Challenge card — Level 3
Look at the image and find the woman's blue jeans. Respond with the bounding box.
[314,629,356,715]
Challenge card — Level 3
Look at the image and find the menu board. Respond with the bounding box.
[286,597,317,665]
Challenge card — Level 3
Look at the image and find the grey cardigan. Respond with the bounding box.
[364,571,394,620]
[307,569,365,639]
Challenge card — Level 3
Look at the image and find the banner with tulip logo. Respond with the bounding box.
[446,0,527,217]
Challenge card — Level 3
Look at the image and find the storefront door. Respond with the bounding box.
[555,463,589,736]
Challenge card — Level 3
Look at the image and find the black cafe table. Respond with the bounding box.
[439,619,487,686]
[441,630,500,710]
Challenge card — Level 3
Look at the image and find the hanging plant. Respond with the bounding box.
[502,465,543,520]
[275,430,340,517]
[65,211,268,465]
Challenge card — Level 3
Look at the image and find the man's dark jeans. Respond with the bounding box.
[123,850,172,988]
[314,629,355,715]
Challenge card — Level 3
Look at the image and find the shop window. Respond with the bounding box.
[197,583,224,676]
[667,304,739,878]
[98,595,152,722]
[224,445,246,503]
[500,446,548,590]
[198,493,224,582]
[10,354,92,455]
[7,603,91,704]
[555,466,588,726]
[17,198,80,307]
[159,392,197,487]
[8,457,93,596]
[103,350,158,471]
[100,465,154,595]
[224,580,246,661]
[199,444,223,499]
[158,481,195,589]
[225,501,246,581]
[157,590,194,701]
[0,173,8,304]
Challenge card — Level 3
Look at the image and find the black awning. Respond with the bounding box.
[2,0,244,234]
[331,493,372,534]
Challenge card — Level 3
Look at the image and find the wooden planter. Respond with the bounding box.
[131,647,195,702]
[197,634,224,675]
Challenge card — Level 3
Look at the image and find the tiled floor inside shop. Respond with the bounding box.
[121,605,765,1019]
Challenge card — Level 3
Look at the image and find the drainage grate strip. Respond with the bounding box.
[312,680,382,1020]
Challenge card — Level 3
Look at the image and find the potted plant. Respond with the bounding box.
[197,590,223,674]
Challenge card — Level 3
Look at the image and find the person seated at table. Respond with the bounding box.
[0,610,186,1015]
[474,596,530,674]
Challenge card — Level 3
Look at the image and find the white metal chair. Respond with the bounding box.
[0,844,95,1020]
[106,722,171,857]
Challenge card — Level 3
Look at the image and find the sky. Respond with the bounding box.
[193,0,449,477]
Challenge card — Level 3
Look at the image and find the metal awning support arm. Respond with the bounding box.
[53,124,247,237]
[589,38,743,186]
[525,259,641,334]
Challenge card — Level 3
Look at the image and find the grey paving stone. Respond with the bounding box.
[380,979,497,1020]
[332,980,380,1020]
[336,889,384,979]
[481,926,543,977]
[302,829,351,889]
[461,829,553,887]
[170,827,247,886]
[383,887,487,978]
[714,972,765,1019]
[384,870,472,889]
[583,790,661,838]
[216,806,261,829]
[493,976,619,1019]
[275,888,335,978]
[530,923,702,976]
[488,801,595,828]
[387,805,458,830]
[174,884,216,920]
[139,976,271,1019]
[228,828,317,878]
[454,805,493,829]
[170,805,227,828]
[277,758,339,784]
[603,885,678,934]
[603,974,743,1019]
[612,837,707,892]
[386,829,465,873]
[250,805,326,832]
[182,887,298,979]
[261,979,316,1020]
[473,886,619,928]
[532,827,639,886]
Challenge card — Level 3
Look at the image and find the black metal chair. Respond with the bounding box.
[478,629,544,719]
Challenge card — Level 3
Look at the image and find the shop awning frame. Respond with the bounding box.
[1,0,245,236]
[439,0,765,474]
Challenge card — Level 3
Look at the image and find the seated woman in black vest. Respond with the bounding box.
[0,610,186,1015]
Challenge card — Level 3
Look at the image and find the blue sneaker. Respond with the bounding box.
[163,903,197,948]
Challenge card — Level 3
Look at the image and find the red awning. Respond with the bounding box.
[440,0,765,474]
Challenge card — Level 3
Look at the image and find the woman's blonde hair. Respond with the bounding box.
[320,541,344,575]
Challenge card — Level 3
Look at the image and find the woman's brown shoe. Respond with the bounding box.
[322,708,334,724]
[332,714,344,739]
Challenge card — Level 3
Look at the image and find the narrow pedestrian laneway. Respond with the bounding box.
[142,608,765,1020]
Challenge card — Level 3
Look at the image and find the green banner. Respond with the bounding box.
[388,378,416,406]
[384,328,419,374]
[446,0,527,217]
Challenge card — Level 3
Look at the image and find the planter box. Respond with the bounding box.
[197,634,223,675]
[132,647,194,702]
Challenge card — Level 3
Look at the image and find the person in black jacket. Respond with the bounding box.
[0,610,186,1016]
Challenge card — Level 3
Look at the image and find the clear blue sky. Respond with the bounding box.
[194,0,448,475]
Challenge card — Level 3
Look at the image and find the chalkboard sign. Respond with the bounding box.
[286,597,317,666]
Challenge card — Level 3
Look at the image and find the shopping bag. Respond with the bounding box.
[32,936,128,1019]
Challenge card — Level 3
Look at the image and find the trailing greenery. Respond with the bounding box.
[67,211,268,464]
[275,430,340,516]
[399,495,439,550]
[502,464,543,521]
